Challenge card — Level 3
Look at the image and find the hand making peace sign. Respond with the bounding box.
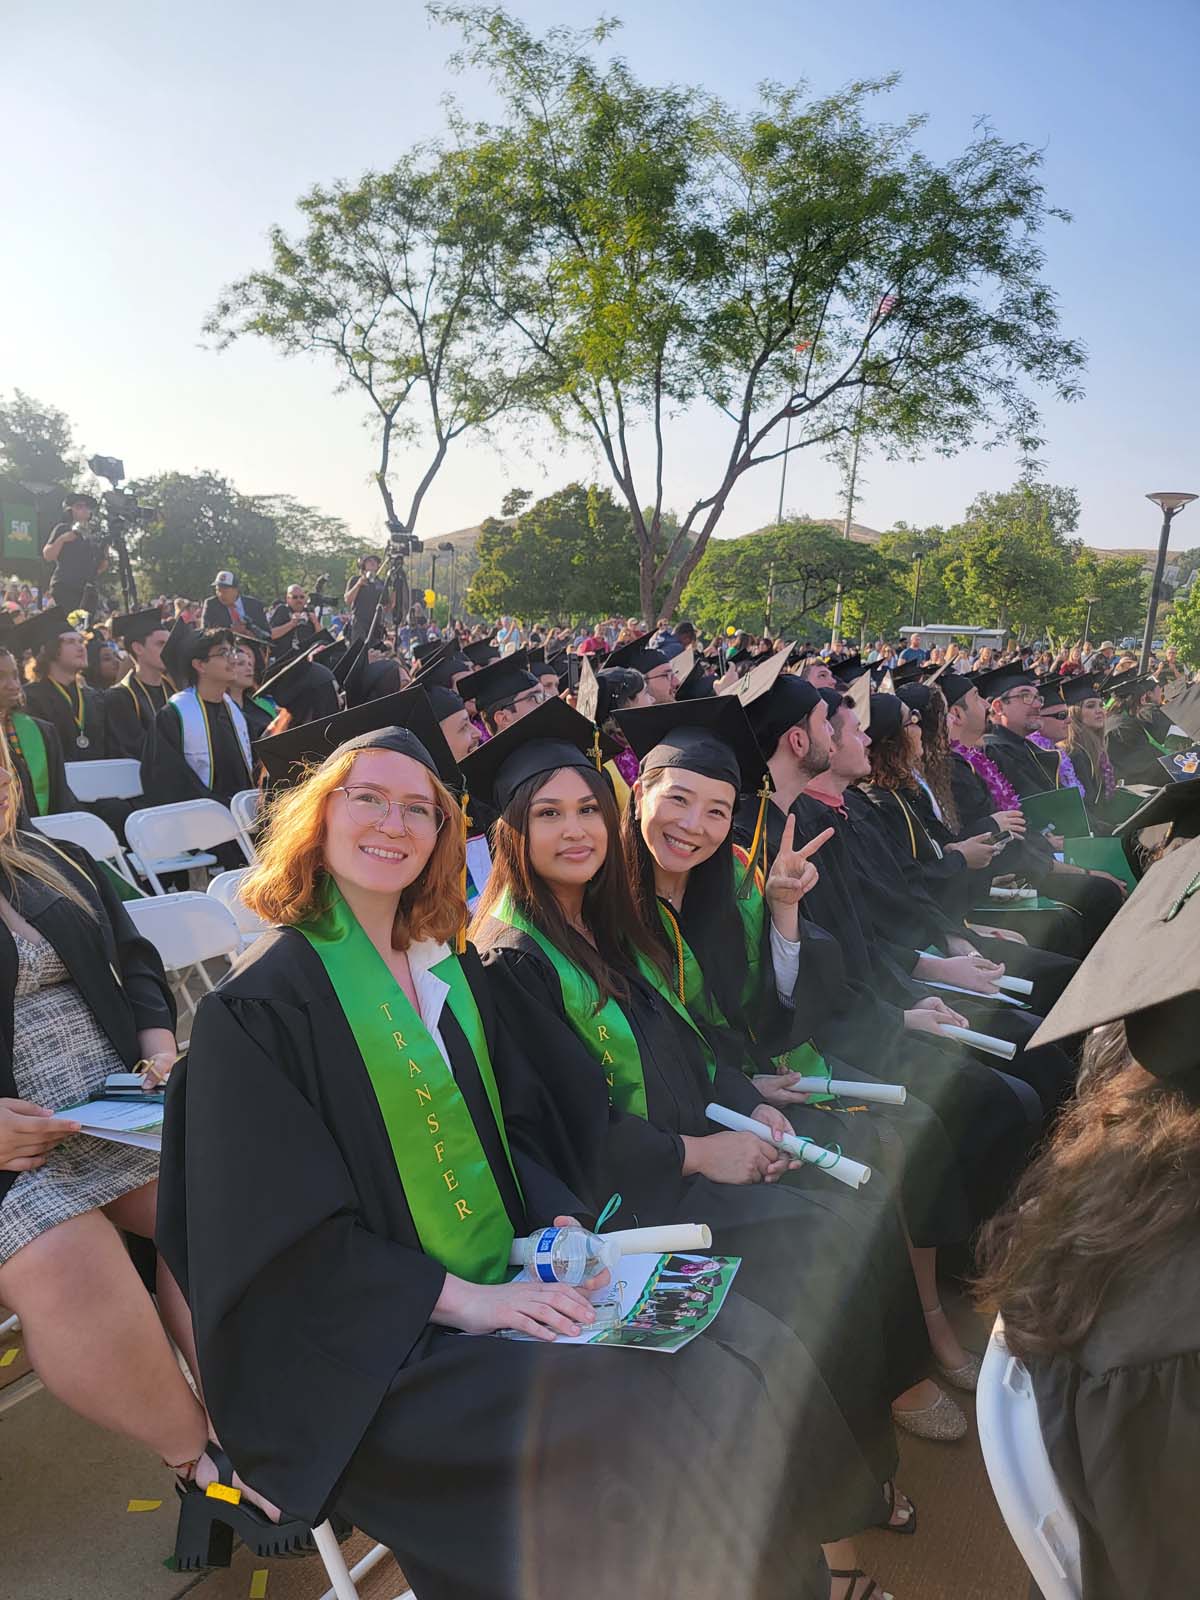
[764,818,835,939]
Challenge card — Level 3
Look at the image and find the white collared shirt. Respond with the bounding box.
[405,938,455,1072]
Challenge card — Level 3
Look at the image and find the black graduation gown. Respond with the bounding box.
[476,924,923,1497]
[24,676,107,760]
[861,781,974,921]
[738,793,1033,1225]
[102,673,171,761]
[0,831,175,1210]
[158,930,850,1600]
[1106,710,1168,786]
[6,713,76,818]
[141,696,251,809]
[1026,1245,1200,1598]
[948,751,1121,955]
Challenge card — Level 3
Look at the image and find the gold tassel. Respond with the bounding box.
[455,790,471,954]
[590,729,603,772]
[736,779,771,900]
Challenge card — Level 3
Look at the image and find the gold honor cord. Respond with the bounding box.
[736,779,772,900]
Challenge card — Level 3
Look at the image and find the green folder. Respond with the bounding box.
[1021,787,1089,841]
[1063,836,1136,892]
[970,896,1073,914]
[1096,786,1154,827]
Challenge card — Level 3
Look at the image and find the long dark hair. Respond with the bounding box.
[621,767,751,1026]
[975,1021,1200,1361]
[866,716,916,793]
[472,764,667,1006]
[915,686,959,831]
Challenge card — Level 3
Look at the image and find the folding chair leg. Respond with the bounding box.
[0,1313,19,1337]
[312,1525,411,1600]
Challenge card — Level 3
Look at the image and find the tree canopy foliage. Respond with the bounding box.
[431,5,1085,616]
[0,390,83,497]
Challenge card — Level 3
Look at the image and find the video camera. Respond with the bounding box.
[386,519,422,559]
[86,455,157,536]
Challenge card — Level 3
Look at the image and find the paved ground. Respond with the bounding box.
[0,1293,1026,1600]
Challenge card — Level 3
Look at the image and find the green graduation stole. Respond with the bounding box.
[299,887,518,1284]
[252,694,278,717]
[489,892,717,1104]
[9,712,50,815]
[658,866,832,1086]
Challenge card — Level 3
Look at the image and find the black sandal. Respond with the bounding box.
[829,1569,891,1600]
[876,1476,917,1536]
[172,1444,351,1570]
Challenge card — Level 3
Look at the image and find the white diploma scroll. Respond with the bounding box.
[989,886,1035,901]
[995,975,1034,997]
[786,1076,907,1106]
[937,1024,1018,1061]
[506,1223,713,1266]
[705,1103,871,1190]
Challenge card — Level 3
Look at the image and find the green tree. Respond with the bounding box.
[1166,581,1200,667]
[129,472,343,601]
[680,520,894,638]
[936,483,1080,637]
[438,7,1084,617]
[467,483,641,620]
[250,494,366,594]
[0,390,82,494]
[206,148,539,538]
[1045,549,1147,644]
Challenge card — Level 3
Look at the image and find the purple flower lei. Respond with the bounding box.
[1028,730,1083,794]
[951,741,1022,812]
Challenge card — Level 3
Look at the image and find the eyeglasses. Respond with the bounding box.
[206,646,237,659]
[509,687,548,714]
[335,786,446,833]
[1002,690,1041,705]
[645,666,676,684]
[1038,708,1069,721]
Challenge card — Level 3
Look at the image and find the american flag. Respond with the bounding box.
[877,294,899,317]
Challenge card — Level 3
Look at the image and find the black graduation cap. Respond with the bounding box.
[614,696,770,796]
[1104,671,1159,704]
[868,694,906,741]
[413,641,472,691]
[460,696,621,816]
[829,653,867,685]
[604,633,668,674]
[938,671,976,708]
[674,659,714,701]
[332,637,364,689]
[897,681,933,715]
[253,684,458,790]
[110,608,167,648]
[1114,778,1200,842]
[314,638,349,676]
[744,674,823,754]
[413,638,449,665]
[890,661,925,689]
[161,617,200,685]
[972,664,1038,701]
[9,607,77,657]
[1030,833,1200,1083]
[258,631,336,699]
[1056,673,1105,707]
[1035,676,1066,709]
[426,684,466,722]
[455,650,537,712]
[461,639,501,668]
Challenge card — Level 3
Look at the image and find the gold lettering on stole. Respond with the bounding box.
[409,1060,422,1078]
[433,1140,446,1163]
[426,1112,440,1133]
[442,1169,459,1192]
[379,1002,393,1022]
[455,1199,474,1221]
[416,1084,433,1106]
[597,1024,610,1041]
[600,1049,614,1065]
[392,1030,407,1051]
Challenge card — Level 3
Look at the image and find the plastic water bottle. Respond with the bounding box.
[514,1226,622,1325]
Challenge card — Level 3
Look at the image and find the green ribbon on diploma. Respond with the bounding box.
[300,886,516,1284]
[10,712,50,816]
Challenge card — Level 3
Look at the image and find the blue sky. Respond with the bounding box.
[4,0,1198,555]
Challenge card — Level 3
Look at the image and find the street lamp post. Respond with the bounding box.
[1140,492,1198,673]
[1082,594,1100,647]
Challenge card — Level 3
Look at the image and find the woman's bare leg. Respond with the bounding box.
[104,1182,201,1395]
[0,1210,206,1466]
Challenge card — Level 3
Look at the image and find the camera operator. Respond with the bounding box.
[344,554,388,643]
[41,493,107,613]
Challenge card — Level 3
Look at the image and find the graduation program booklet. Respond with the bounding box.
[58,1097,164,1151]
[500,1252,741,1354]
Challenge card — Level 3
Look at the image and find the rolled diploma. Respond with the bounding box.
[705,1102,871,1190]
[989,886,1034,901]
[921,978,1023,1008]
[996,975,1034,997]
[937,1024,1017,1061]
[507,1223,713,1266]
[787,1076,907,1106]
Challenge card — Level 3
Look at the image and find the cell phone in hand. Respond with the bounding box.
[983,830,1013,847]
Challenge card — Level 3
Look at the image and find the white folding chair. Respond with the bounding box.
[125,800,252,894]
[63,758,143,802]
[229,787,262,859]
[313,1526,412,1600]
[30,812,140,891]
[125,893,241,1015]
[977,1315,1083,1600]
[207,868,269,952]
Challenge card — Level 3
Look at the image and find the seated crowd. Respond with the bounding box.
[0,574,1195,1600]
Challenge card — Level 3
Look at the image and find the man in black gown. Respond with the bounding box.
[15,608,108,760]
[142,628,253,810]
[103,609,175,761]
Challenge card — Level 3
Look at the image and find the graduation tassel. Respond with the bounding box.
[590,729,603,772]
[456,791,472,955]
[736,779,771,900]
